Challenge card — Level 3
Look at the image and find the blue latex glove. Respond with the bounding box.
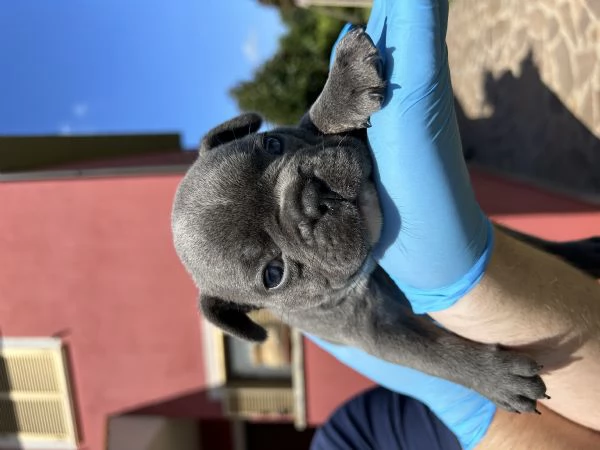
[365,0,492,313]
[311,2,498,448]
[308,335,495,450]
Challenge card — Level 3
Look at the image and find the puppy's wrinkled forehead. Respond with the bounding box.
[172,136,274,290]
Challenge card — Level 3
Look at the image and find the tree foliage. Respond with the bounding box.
[230,4,368,126]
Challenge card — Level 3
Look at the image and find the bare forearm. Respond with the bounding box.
[431,227,600,430]
[477,405,600,450]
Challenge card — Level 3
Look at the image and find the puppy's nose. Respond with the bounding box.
[301,178,342,219]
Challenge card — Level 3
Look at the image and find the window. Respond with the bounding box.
[0,338,78,449]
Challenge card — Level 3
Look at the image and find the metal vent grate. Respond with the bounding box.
[223,387,293,418]
[0,338,77,449]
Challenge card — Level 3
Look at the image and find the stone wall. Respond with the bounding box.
[447,0,600,195]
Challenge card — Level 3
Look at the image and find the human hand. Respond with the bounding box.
[312,2,498,447]
[364,0,492,313]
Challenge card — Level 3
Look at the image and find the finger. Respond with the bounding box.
[366,0,386,50]
[382,0,447,90]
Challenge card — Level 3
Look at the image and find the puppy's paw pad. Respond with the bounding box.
[331,27,386,127]
[475,348,548,414]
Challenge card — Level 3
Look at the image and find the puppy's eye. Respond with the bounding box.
[264,136,283,156]
[263,259,284,289]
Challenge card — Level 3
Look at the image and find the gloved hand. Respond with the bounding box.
[309,335,495,450]
[310,1,498,448]
[365,0,492,313]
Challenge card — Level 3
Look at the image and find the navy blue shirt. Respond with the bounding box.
[311,387,462,450]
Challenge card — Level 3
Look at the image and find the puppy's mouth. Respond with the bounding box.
[299,177,382,246]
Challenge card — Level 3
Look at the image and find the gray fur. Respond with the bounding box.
[172,27,600,413]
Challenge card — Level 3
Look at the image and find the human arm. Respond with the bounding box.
[362,0,600,431]
[431,227,600,432]
[477,403,600,450]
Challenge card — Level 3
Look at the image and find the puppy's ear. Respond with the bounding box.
[200,113,263,152]
[199,294,268,343]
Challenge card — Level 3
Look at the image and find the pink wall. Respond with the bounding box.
[0,175,221,450]
[471,169,600,239]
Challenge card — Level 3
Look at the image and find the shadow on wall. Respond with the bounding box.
[120,387,223,419]
[456,50,600,196]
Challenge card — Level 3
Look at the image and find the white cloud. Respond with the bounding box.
[242,28,260,66]
[57,102,89,135]
[72,102,89,118]
[58,123,72,135]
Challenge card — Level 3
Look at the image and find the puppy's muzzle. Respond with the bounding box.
[301,177,347,219]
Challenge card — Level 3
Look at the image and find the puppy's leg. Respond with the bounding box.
[291,266,547,413]
[301,27,386,135]
[363,300,547,413]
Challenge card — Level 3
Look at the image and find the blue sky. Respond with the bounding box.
[0,1,286,148]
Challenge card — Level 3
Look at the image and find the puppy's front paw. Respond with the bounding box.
[310,27,386,134]
[474,346,548,413]
[333,27,386,127]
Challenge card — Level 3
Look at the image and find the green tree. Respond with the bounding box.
[230,4,367,126]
